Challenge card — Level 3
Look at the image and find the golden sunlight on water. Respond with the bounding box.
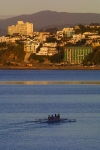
[0,81,100,85]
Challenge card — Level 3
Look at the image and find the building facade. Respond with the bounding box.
[63,28,75,38]
[36,47,48,55]
[8,21,33,35]
[24,41,40,53]
[64,46,92,64]
[92,39,100,47]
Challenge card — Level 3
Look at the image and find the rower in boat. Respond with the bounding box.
[48,114,60,121]
[37,114,76,123]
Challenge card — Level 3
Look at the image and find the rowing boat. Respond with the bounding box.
[37,118,76,123]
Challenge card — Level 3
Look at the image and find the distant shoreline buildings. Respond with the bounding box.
[0,20,100,65]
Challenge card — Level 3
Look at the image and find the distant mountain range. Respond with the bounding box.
[0,10,100,36]
[0,15,15,19]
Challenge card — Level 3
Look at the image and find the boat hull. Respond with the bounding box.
[43,118,76,123]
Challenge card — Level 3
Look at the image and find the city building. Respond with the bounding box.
[92,39,100,47]
[36,47,48,55]
[0,36,9,42]
[62,28,75,38]
[72,34,85,40]
[24,41,40,53]
[36,42,57,56]
[64,46,92,64]
[48,47,57,56]
[8,21,33,35]
[35,32,50,42]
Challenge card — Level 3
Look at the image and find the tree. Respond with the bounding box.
[46,37,57,43]
[82,47,100,65]
[93,50,100,64]
[0,42,25,65]
[82,51,95,66]
[45,27,58,34]
[29,54,45,63]
[49,49,64,63]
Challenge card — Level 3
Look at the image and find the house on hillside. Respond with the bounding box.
[24,41,40,53]
[36,42,58,56]
[62,28,75,38]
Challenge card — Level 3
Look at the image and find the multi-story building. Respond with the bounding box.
[64,46,92,64]
[36,32,50,43]
[24,41,40,53]
[37,47,48,55]
[36,42,58,56]
[92,39,100,47]
[62,28,75,38]
[8,21,33,35]
[48,47,57,56]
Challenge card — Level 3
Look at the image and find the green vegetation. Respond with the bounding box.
[0,42,7,49]
[29,54,46,63]
[46,37,57,43]
[49,49,64,63]
[0,41,25,65]
[75,24,100,35]
[45,27,58,34]
[83,47,100,65]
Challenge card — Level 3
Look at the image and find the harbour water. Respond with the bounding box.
[0,70,100,150]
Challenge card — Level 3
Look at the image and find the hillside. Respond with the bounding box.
[0,10,100,35]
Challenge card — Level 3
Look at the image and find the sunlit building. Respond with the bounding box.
[62,28,75,38]
[92,39,100,47]
[64,46,92,64]
[8,21,33,35]
[24,41,40,53]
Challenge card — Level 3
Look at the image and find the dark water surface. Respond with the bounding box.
[0,70,100,150]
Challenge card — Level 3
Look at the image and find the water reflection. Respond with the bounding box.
[0,81,100,85]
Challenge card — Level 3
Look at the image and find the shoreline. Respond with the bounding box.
[0,65,100,70]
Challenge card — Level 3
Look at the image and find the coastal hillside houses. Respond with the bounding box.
[72,34,85,40]
[37,42,57,56]
[0,36,9,43]
[0,35,22,43]
[24,41,58,56]
[1,21,100,65]
[34,32,50,42]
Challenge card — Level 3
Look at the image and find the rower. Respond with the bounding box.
[51,115,54,120]
[48,115,51,121]
[55,114,57,120]
[58,114,60,120]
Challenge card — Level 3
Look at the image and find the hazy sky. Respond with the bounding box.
[0,0,100,16]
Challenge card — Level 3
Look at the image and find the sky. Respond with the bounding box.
[0,0,100,16]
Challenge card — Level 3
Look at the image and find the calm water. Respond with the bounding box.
[0,70,100,150]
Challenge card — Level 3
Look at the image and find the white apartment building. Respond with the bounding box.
[36,47,48,55]
[73,34,85,40]
[48,47,57,56]
[0,36,9,43]
[43,42,57,47]
[36,42,57,56]
[83,32,98,35]
[8,21,33,35]
[24,41,40,53]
